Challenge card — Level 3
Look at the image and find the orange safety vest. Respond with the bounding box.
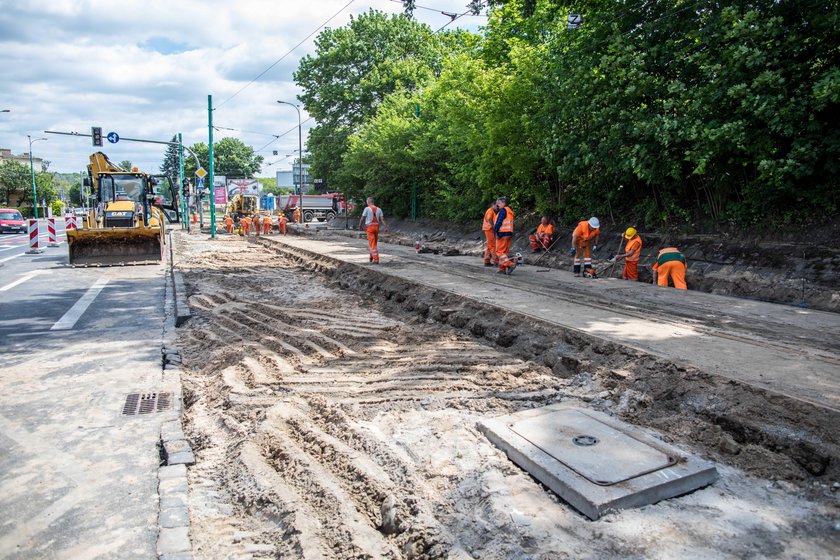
[498,208,514,233]
[625,235,642,262]
[279,215,287,224]
[483,207,497,231]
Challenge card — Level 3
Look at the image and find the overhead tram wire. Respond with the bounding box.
[213,0,356,111]
[254,117,313,154]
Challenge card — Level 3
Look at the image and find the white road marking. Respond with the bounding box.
[0,270,52,292]
[0,253,24,264]
[50,277,110,331]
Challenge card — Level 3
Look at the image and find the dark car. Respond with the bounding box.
[0,208,26,234]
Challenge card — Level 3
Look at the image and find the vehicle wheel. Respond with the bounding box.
[303,210,314,222]
[325,211,336,221]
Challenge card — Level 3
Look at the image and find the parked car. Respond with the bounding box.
[0,208,26,234]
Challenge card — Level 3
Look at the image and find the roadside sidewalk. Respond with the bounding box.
[0,263,180,558]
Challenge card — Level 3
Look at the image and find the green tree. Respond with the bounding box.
[160,135,180,180]
[183,137,263,178]
[67,183,82,205]
[294,9,474,191]
[118,160,133,171]
[0,161,30,205]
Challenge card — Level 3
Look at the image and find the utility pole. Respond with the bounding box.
[208,94,216,239]
[28,135,47,219]
[178,133,186,230]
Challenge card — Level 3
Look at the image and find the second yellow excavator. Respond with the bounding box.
[68,152,175,266]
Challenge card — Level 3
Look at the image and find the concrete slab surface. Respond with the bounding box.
[479,404,719,520]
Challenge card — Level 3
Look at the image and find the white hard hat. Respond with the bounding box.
[588,217,600,229]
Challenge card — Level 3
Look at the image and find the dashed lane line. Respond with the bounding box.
[50,276,110,331]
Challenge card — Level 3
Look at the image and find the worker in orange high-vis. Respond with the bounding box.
[278,212,288,235]
[241,215,251,236]
[613,227,642,281]
[652,246,687,289]
[223,214,234,234]
[263,214,272,234]
[294,206,302,224]
[482,200,499,267]
[529,216,555,252]
[358,197,387,263]
[252,214,262,236]
[494,197,516,274]
[571,217,600,277]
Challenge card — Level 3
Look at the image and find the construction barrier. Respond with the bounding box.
[26,219,43,254]
[65,215,77,231]
[47,218,60,247]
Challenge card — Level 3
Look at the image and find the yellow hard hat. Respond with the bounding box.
[625,227,637,239]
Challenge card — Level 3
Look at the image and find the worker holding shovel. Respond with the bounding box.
[571,217,600,277]
[610,227,643,281]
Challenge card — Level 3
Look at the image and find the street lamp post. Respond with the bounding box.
[276,100,303,211]
[28,135,47,219]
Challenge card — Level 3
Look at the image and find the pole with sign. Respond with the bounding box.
[208,95,216,239]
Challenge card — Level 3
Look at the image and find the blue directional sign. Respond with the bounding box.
[196,177,205,189]
[106,131,120,143]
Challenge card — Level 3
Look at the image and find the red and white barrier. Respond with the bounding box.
[25,219,43,254]
[47,218,60,247]
[65,215,77,231]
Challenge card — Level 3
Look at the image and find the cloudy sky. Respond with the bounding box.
[0,0,485,178]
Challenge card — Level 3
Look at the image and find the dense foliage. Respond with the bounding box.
[297,1,840,227]
[183,137,263,179]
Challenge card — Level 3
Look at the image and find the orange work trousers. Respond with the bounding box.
[225,223,233,234]
[279,223,286,235]
[484,230,497,264]
[573,240,593,273]
[657,260,687,289]
[622,259,639,281]
[529,234,553,250]
[367,225,380,262]
[496,236,513,271]
[263,221,271,234]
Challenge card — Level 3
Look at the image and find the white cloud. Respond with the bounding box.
[0,0,486,176]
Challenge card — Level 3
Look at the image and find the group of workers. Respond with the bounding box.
[481,201,687,288]
[223,211,289,236]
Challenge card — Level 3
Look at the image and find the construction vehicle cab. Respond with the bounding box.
[68,152,168,266]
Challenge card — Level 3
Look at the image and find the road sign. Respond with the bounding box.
[196,177,205,189]
[568,13,582,29]
[106,131,120,144]
[195,167,207,179]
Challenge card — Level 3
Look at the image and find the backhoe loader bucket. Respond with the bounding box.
[67,228,163,266]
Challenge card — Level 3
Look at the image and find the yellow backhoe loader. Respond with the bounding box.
[68,152,172,266]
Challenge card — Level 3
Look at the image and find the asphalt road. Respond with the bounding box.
[0,221,177,558]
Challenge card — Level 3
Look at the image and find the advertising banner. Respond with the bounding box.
[227,178,261,197]
[214,175,227,205]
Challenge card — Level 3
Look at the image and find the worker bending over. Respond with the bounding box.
[358,197,387,264]
[482,200,499,267]
[494,197,516,274]
[278,212,288,235]
[652,246,687,289]
[253,214,262,236]
[571,217,600,277]
[241,215,251,236]
[613,227,642,281]
[529,216,554,252]
[263,214,272,235]
[224,214,233,234]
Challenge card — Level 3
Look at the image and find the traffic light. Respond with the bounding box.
[91,126,103,147]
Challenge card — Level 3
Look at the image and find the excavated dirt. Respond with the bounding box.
[174,232,840,559]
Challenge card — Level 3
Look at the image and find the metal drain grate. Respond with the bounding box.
[122,392,172,416]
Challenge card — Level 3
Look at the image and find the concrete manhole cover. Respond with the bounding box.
[480,405,718,520]
[509,409,676,486]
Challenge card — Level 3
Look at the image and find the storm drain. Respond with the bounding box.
[122,392,172,416]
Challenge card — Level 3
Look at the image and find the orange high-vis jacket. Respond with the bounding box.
[624,235,642,262]
[536,223,554,237]
[483,207,497,231]
[573,220,599,241]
